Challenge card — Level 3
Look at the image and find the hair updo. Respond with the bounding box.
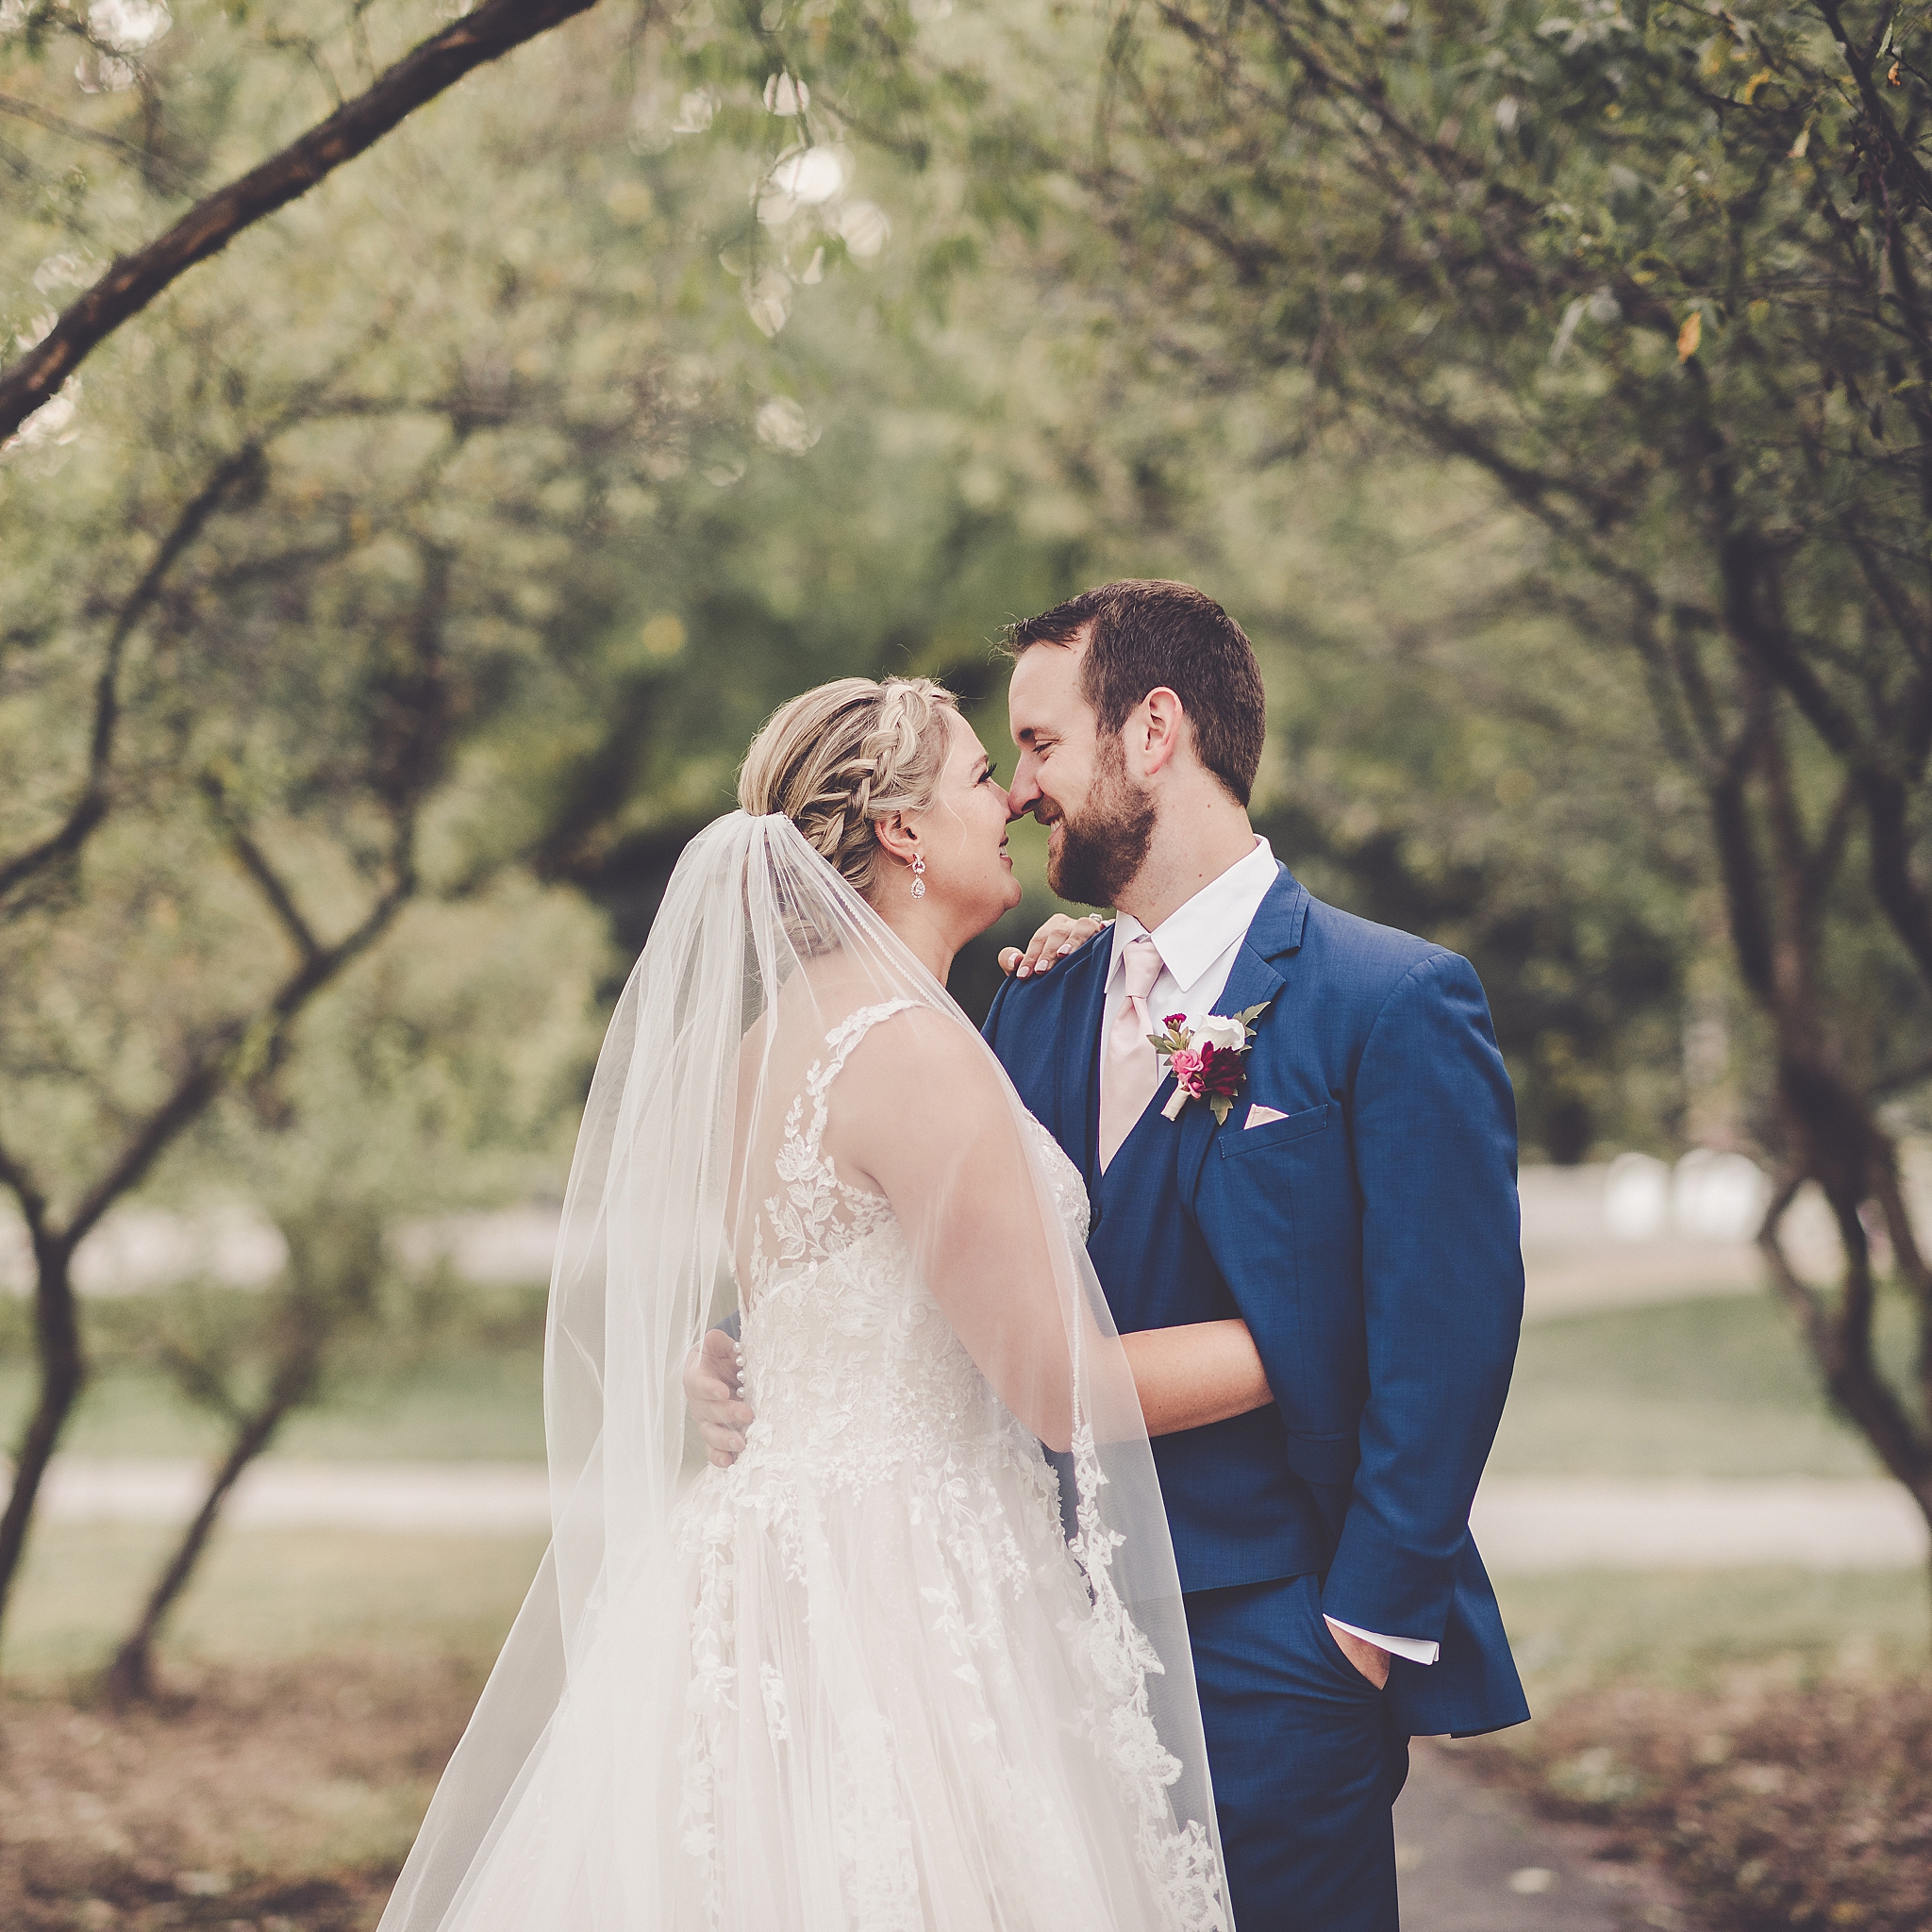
[739,675,960,899]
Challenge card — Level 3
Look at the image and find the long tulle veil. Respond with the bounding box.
[377,810,1227,1929]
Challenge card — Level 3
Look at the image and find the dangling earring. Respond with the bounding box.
[910,855,926,899]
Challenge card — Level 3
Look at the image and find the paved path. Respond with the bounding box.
[34,1457,552,1533]
[23,1458,1931,1571]
[1397,1742,1681,1931]
[1470,1474,1928,1571]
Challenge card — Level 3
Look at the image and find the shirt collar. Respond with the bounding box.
[1109,836,1277,992]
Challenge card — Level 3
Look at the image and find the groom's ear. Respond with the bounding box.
[1132,687,1188,779]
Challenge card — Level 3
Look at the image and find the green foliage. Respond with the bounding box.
[990,0,1932,1108]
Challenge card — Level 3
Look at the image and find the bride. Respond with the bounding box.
[378,675,1267,1931]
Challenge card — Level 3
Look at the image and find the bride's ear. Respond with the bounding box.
[874,812,919,873]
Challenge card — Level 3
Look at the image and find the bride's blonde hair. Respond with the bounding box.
[739,676,958,899]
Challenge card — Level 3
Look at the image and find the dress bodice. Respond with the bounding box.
[736,1000,1090,1493]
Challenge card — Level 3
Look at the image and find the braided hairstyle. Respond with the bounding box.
[739,676,960,900]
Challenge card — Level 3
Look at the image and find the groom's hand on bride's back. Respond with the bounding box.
[684,1326,754,1468]
[998,913,1110,980]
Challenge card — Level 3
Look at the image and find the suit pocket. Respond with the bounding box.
[1303,1580,1386,1699]
[1218,1100,1333,1159]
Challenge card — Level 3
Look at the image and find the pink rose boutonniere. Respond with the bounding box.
[1150,1002,1274,1125]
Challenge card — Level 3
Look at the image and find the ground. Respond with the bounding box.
[1,1283,1928,1926]
[0,1657,475,1931]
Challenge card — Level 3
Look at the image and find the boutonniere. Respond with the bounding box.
[1151,1002,1274,1125]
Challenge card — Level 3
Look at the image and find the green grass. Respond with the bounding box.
[1,1522,545,1679]
[1494,1566,1932,1707]
[6,1519,1923,1709]
[0,1337,546,1463]
[0,1274,1918,1500]
[0,1288,1909,1479]
[1491,1292,1903,1480]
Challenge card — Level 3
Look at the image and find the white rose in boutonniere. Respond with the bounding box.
[1193,1014,1251,1054]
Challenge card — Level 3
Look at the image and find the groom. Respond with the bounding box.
[984,579,1527,1930]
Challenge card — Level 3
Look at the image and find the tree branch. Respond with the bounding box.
[0,92,194,193]
[59,861,412,1254]
[0,0,599,444]
[0,443,267,907]
[0,1129,52,1257]
[196,770,323,970]
[1869,1047,1932,1100]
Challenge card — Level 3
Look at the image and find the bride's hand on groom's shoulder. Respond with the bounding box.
[684,1326,754,1468]
[998,913,1110,980]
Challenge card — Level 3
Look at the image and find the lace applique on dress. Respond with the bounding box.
[743,999,918,1308]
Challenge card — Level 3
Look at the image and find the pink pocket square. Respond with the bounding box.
[1245,1105,1289,1129]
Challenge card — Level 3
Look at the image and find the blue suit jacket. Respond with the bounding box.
[983,864,1530,1739]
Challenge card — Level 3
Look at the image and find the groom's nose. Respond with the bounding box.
[1007,750,1044,820]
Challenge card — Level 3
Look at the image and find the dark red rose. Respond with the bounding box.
[1196,1042,1245,1099]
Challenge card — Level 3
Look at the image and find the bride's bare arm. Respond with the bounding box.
[840,1011,1075,1453]
[1119,1319,1273,1437]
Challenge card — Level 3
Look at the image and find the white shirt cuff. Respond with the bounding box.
[1326,1617,1440,1667]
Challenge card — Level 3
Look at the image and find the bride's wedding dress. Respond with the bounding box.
[671,1000,1218,1929]
[376,814,1225,1932]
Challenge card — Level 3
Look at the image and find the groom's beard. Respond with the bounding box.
[1046,743,1157,909]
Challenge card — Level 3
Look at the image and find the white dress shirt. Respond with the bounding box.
[1102,837,1440,1670]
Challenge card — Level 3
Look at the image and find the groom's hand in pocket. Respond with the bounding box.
[1324,1619,1392,1690]
[684,1327,756,1468]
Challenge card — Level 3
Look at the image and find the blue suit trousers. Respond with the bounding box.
[1187,1573,1408,1932]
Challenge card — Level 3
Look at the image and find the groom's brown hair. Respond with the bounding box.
[1007,579,1266,806]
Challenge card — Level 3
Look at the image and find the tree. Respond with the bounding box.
[0,0,734,1648]
[909,0,1932,1559]
[0,0,601,443]
[0,0,1083,1658]
[102,879,605,1703]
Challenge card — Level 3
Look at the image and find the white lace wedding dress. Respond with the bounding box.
[667,1002,1224,1932]
[375,817,1224,1932]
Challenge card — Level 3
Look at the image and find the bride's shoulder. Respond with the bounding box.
[830,1003,1011,1129]
[840,999,988,1074]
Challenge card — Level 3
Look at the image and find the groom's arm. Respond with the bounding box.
[1321,950,1524,1651]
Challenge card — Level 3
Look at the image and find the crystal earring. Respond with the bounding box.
[910,855,926,899]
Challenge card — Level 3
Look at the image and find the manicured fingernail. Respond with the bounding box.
[1017,964,1030,977]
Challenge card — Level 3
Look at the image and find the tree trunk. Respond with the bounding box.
[101,1390,299,1705]
[0,1244,84,1642]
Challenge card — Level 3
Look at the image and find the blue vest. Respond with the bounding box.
[984,865,1530,1739]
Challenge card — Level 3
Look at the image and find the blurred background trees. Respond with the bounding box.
[10,0,1913,1665]
[93,879,602,1702]
[927,0,1932,1568]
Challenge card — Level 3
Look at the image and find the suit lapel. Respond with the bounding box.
[1174,868,1307,1198]
[1054,938,1112,1194]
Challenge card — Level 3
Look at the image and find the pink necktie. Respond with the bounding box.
[1098,935,1165,1173]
